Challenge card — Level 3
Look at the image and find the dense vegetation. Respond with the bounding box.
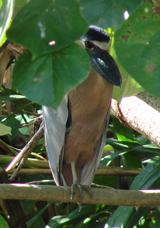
[0,0,160,227]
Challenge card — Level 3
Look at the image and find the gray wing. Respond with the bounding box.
[80,108,110,185]
[42,95,68,186]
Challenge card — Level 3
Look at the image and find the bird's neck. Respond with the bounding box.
[68,66,114,114]
[76,66,114,96]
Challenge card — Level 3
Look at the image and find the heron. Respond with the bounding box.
[42,25,121,204]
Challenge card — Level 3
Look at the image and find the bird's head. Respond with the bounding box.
[80,25,122,87]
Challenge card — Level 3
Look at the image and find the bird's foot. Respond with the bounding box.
[70,182,93,211]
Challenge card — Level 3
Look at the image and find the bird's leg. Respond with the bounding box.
[70,162,82,200]
[70,162,93,210]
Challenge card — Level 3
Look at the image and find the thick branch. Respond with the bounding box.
[111,92,160,146]
[0,184,160,207]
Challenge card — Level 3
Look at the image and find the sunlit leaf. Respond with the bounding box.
[0,94,26,101]
[0,0,14,43]
[47,205,97,228]
[0,123,11,136]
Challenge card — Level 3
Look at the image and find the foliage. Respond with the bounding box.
[0,0,160,227]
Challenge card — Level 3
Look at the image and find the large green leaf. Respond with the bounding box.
[112,50,143,100]
[80,0,142,30]
[7,0,88,58]
[12,0,28,18]
[12,43,90,108]
[114,2,160,97]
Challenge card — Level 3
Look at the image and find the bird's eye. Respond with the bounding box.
[85,41,94,50]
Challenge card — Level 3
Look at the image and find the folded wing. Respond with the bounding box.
[42,95,68,185]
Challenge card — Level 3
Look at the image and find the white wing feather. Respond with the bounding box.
[42,95,68,186]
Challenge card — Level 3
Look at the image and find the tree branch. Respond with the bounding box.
[1,166,142,176]
[111,92,160,146]
[96,166,142,176]
[0,183,160,207]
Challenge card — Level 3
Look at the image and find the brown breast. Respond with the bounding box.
[62,66,113,184]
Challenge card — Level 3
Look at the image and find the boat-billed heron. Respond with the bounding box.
[42,25,121,197]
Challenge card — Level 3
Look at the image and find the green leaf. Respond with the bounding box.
[130,157,160,190]
[12,44,90,108]
[106,138,160,159]
[155,207,160,228]
[113,118,137,142]
[111,44,143,100]
[123,153,142,170]
[122,153,142,185]
[13,0,28,18]
[106,157,160,227]
[105,206,149,228]
[0,214,9,228]
[113,119,142,184]
[105,139,140,151]
[80,0,142,30]
[115,2,160,97]
[100,150,128,166]
[121,74,143,97]
[2,117,20,141]
[93,174,115,187]
[7,0,88,58]
[0,94,26,101]
[75,208,110,228]
[0,123,11,136]
[47,204,97,228]
[0,0,14,44]
[26,203,50,228]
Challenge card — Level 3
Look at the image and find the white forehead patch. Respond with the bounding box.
[92,40,111,51]
[75,40,85,48]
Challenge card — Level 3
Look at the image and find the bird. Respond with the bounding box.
[42,25,122,200]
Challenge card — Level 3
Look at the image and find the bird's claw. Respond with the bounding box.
[70,183,82,200]
[70,183,93,211]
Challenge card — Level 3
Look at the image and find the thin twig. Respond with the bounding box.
[3,166,142,176]
[0,155,48,168]
[5,125,44,180]
[21,115,42,127]
[96,166,143,176]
